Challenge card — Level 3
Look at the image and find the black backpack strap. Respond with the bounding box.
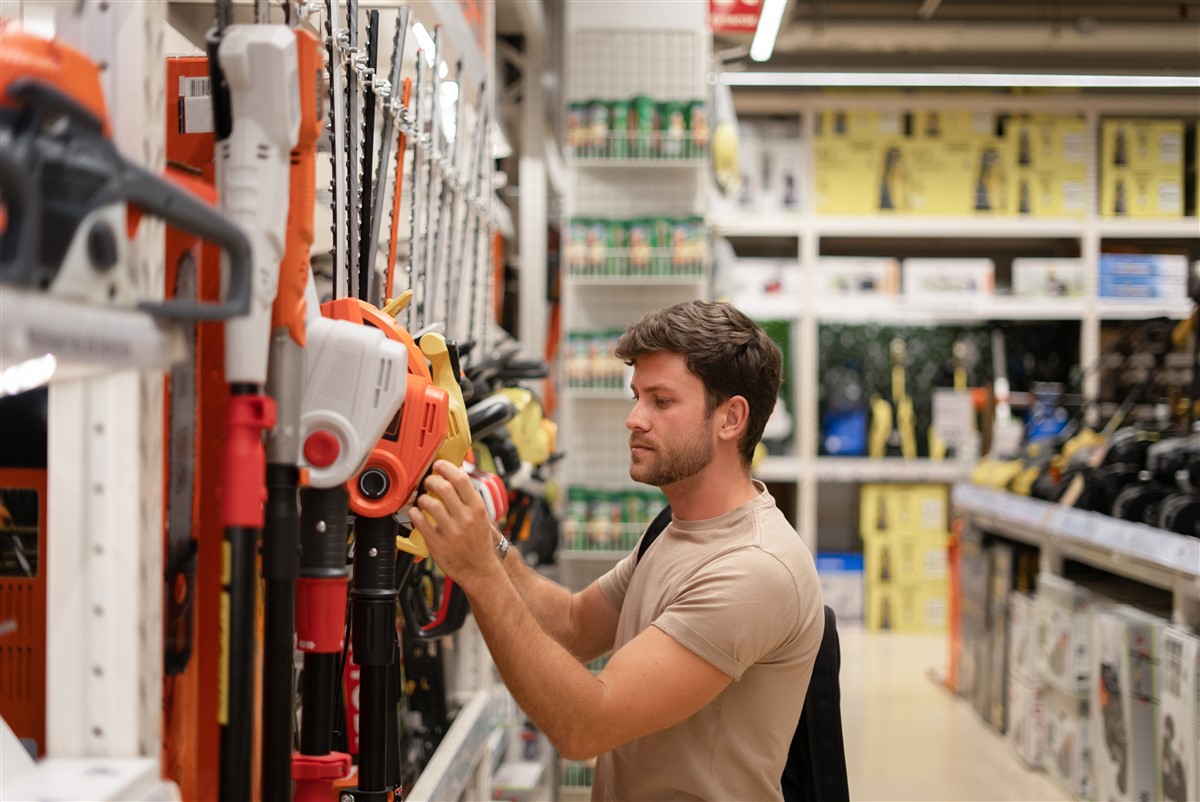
[635,504,673,564]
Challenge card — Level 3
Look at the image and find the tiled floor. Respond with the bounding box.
[840,627,1070,802]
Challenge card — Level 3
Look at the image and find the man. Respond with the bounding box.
[410,300,824,800]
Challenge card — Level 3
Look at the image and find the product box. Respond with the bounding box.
[815,552,865,624]
[730,258,802,307]
[1015,115,1088,171]
[865,531,949,587]
[906,134,1015,216]
[1016,169,1088,218]
[1158,626,1199,802]
[988,542,1039,605]
[859,483,949,538]
[1011,258,1085,298]
[818,109,905,139]
[986,598,1010,731]
[1008,591,1038,683]
[1101,167,1185,218]
[1102,118,1185,173]
[1044,688,1093,800]
[1090,605,1165,802]
[913,109,998,140]
[1034,573,1096,696]
[1100,252,1190,278]
[957,620,985,700]
[816,256,900,296]
[815,135,914,215]
[1099,280,1188,301]
[901,258,995,300]
[1007,672,1046,769]
[865,578,949,633]
[736,120,801,216]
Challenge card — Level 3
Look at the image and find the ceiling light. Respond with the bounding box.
[749,0,788,63]
[719,71,1200,89]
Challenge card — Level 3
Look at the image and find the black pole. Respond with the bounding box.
[347,514,398,802]
[218,524,258,802]
[262,464,300,802]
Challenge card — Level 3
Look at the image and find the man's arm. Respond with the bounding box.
[496,543,620,663]
[411,461,733,760]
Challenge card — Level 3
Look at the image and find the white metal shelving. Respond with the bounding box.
[953,482,1200,628]
[714,92,1199,551]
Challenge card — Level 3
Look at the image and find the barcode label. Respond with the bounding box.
[1158,132,1182,165]
[1157,181,1182,214]
[180,77,211,98]
[1061,182,1085,212]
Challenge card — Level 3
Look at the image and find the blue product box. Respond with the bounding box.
[1099,253,1189,278]
[817,552,864,623]
[1099,281,1184,299]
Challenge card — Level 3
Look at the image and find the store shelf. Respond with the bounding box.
[1097,217,1200,239]
[953,483,1200,600]
[817,295,1088,324]
[816,457,974,483]
[714,213,803,237]
[407,686,506,802]
[816,216,1088,239]
[754,455,803,483]
[1097,300,1193,320]
[567,157,707,168]
[562,387,630,400]
[566,273,707,287]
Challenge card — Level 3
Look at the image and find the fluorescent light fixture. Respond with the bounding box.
[412,22,435,68]
[750,0,788,63]
[720,71,1200,89]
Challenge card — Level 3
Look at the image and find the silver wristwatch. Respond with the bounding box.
[495,533,510,562]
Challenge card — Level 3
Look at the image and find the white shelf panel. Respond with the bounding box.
[1097,300,1193,320]
[816,295,1087,324]
[754,456,803,483]
[953,483,1200,596]
[408,686,503,802]
[1097,218,1200,239]
[815,457,974,483]
[816,216,1086,239]
[714,214,803,237]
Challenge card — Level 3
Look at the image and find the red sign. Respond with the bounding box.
[710,0,763,33]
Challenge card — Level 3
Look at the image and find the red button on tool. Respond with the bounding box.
[304,430,340,468]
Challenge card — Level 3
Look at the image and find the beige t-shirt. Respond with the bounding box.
[592,482,824,801]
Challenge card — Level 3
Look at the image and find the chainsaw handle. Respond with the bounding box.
[0,140,39,284]
[399,553,470,639]
[122,161,252,321]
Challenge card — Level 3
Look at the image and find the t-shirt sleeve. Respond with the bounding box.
[651,549,800,681]
[596,548,637,612]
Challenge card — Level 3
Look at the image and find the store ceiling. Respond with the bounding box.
[716,0,1200,73]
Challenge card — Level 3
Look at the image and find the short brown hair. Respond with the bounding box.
[614,300,782,464]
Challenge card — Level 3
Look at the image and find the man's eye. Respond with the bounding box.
[655,398,670,408]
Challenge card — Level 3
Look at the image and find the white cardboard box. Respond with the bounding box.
[1007,672,1045,769]
[1158,626,1200,802]
[1044,688,1093,800]
[1008,591,1038,683]
[1011,257,1085,298]
[901,258,995,300]
[816,256,900,295]
[1034,573,1096,696]
[1090,605,1164,802]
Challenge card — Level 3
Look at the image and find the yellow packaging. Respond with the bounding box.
[818,109,905,139]
[866,578,949,632]
[860,483,949,538]
[1016,168,1087,218]
[1101,118,1184,172]
[907,134,1015,216]
[1100,167,1184,218]
[1015,115,1088,171]
[913,109,997,139]
[865,531,950,588]
[815,136,913,215]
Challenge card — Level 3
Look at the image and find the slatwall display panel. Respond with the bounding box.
[566,29,705,103]
[561,397,640,489]
[564,282,706,333]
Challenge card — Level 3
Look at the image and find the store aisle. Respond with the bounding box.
[839,627,1069,802]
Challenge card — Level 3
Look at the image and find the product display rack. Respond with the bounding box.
[953,483,1200,629]
[715,91,1200,552]
[557,13,712,593]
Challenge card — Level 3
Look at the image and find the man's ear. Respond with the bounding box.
[717,396,750,443]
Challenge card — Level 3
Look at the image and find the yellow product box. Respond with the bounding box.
[913,109,997,139]
[815,136,913,215]
[1101,118,1185,173]
[1014,115,1088,172]
[860,483,948,538]
[1100,166,1184,218]
[1015,168,1087,218]
[864,531,950,588]
[866,578,949,633]
[817,109,905,139]
[906,134,1015,216]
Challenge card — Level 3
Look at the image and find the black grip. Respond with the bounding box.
[299,486,350,578]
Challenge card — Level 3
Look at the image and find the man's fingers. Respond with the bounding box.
[431,460,487,514]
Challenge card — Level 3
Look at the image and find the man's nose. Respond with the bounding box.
[626,398,646,432]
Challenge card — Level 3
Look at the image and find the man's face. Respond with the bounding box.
[625,351,718,488]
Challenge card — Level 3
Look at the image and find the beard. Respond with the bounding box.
[629,424,715,488]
